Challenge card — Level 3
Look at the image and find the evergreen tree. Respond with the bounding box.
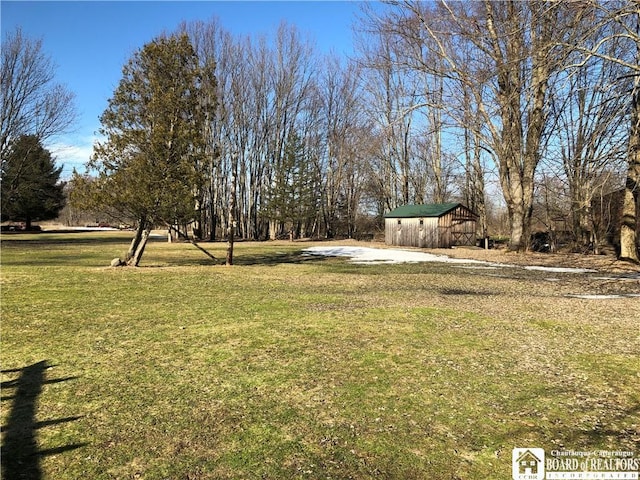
[264,130,320,238]
[73,33,212,265]
[1,134,65,229]
[290,135,321,237]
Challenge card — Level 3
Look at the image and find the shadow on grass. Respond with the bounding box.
[1,361,86,480]
[496,382,640,457]
[149,247,335,267]
[0,232,133,246]
[557,403,640,451]
[232,250,330,266]
[0,232,167,267]
[439,287,498,296]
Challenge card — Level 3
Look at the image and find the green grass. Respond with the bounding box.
[1,232,639,479]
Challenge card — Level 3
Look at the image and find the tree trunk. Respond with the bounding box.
[125,220,146,262]
[619,68,640,262]
[570,180,592,251]
[499,163,536,252]
[269,218,278,241]
[226,155,237,266]
[507,203,526,252]
[619,181,638,262]
[226,215,234,265]
[128,225,151,267]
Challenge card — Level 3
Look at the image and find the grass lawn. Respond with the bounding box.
[1,232,639,479]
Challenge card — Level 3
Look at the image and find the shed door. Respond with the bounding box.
[451,223,476,246]
[450,209,476,246]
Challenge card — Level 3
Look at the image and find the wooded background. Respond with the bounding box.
[4,1,639,259]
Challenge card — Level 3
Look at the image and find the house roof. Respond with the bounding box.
[516,450,542,463]
[384,203,466,218]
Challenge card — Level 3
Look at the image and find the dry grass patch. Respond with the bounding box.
[1,233,638,479]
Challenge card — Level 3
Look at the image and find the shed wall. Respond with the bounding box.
[385,217,440,248]
[438,206,477,247]
[385,205,477,248]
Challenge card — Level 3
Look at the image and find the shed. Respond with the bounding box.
[384,203,477,248]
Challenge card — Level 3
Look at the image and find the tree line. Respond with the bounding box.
[357,0,638,259]
[1,28,74,230]
[2,1,639,264]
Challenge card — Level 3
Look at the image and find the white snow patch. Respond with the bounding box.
[567,293,640,299]
[594,274,640,281]
[455,265,499,270]
[302,245,640,301]
[566,294,624,299]
[302,246,490,265]
[62,226,119,231]
[524,265,597,274]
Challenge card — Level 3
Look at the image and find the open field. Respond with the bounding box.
[1,232,639,479]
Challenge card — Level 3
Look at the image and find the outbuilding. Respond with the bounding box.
[384,203,477,248]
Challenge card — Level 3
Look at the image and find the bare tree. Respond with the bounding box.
[357,18,418,212]
[627,58,640,262]
[565,0,640,261]
[1,28,76,159]
[482,1,568,251]
[314,54,370,237]
[381,2,491,232]
[546,44,628,252]
[181,19,225,241]
[613,1,640,262]
[461,82,490,245]
[185,20,325,241]
[365,1,575,251]
[182,17,378,242]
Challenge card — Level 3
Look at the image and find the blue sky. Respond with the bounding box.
[1,1,367,178]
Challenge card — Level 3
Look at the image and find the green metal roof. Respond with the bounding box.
[384,203,463,218]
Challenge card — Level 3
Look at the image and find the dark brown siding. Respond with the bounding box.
[438,206,477,247]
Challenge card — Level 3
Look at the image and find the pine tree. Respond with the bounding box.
[264,130,320,238]
[1,134,65,229]
[290,135,321,238]
[73,33,212,265]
